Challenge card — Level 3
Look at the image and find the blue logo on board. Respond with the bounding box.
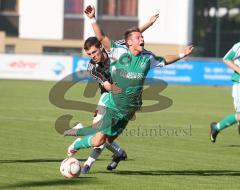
[53,62,65,75]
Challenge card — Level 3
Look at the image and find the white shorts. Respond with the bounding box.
[232,83,240,112]
[92,92,108,128]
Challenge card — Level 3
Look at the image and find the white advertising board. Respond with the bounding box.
[0,54,73,81]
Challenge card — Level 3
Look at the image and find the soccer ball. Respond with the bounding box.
[60,157,81,178]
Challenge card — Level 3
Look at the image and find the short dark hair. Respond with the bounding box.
[124,27,141,46]
[84,37,101,50]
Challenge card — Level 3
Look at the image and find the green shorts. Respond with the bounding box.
[99,107,129,136]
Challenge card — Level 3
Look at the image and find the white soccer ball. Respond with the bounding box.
[60,157,81,178]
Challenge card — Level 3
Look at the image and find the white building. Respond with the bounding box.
[0,0,193,55]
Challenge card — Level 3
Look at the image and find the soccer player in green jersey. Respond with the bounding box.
[210,42,240,143]
[64,5,194,162]
[80,14,160,173]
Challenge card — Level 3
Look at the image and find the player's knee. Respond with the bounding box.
[92,141,105,147]
[92,137,106,147]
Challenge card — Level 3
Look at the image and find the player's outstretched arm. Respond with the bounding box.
[138,13,159,33]
[223,60,240,74]
[223,43,240,74]
[164,45,194,65]
[84,5,111,51]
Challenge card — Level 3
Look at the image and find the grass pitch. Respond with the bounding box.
[0,80,240,190]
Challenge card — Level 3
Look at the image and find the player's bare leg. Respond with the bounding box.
[82,108,127,174]
[66,131,107,157]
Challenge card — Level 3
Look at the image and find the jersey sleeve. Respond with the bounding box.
[114,39,126,46]
[110,40,123,49]
[149,54,166,69]
[223,42,240,61]
[106,40,128,64]
[87,61,108,86]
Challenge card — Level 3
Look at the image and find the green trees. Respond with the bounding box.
[193,0,240,57]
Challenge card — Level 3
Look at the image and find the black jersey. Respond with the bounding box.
[87,55,112,94]
[87,40,125,94]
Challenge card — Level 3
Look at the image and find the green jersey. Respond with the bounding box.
[105,41,165,119]
[223,42,240,83]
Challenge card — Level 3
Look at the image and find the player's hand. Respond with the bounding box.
[182,45,194,56]
[149,13,159,25]
[103,81,122,94]
[111,83,122,94]
[84,5,96,19]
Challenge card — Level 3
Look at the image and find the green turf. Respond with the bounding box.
[0,80,240,190]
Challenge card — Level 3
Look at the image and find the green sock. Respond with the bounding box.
[215,113,238,131]
[76,126,98,136]
[74,134,94,150]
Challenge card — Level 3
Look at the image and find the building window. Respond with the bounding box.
[0,0,18,36]
[0,0,17,12]
[5,44,15,53]
[102,0,116,16]
[119,0,138,16]
[64,0,84,39]
[99,0,138,17]
[64,0,83,14]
